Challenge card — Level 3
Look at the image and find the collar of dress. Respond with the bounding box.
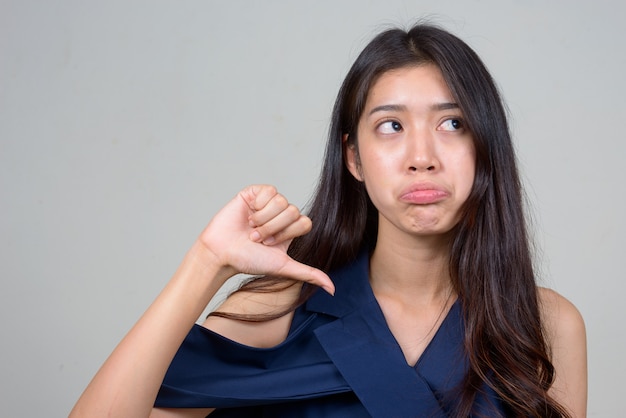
[303,251,466,418]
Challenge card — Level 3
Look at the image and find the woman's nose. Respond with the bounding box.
[406,129,439,172]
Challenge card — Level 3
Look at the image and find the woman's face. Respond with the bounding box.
[345,64,476,241]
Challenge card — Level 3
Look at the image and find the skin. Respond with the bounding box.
[348,65,476,240]
[539,287,588,417]
[70,66,587,418]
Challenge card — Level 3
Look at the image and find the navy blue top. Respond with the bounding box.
[155,252,505,417]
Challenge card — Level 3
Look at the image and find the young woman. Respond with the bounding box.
[70,24,587,417]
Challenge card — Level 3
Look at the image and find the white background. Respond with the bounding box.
[1,1,624,416]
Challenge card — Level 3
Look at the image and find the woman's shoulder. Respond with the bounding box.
[201,280,305,349]
[537,287,587,417]
[537,287,585,342]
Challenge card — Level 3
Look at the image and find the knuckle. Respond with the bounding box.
[255,185,277,205]
[299,215,313,231]
[273,194,289,209]
[284,204,301,219]
[299,215,313,229]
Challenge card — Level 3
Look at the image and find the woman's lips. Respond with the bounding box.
[399,183,449,204]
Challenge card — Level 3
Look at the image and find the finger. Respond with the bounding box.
[258,214,312,246]
[248,193,290,227]
[238,185,278,214]
[249,185,282,211]
[249,205,306,243]
[277,259,335,296]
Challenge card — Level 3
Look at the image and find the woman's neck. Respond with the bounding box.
[369,228,453,304]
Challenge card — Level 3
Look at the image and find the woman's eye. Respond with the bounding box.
[378,120,403,134]
[439,118,463,131]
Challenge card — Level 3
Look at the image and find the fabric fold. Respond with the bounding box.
[155,251,505,416]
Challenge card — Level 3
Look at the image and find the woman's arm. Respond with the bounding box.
[69,185,334,418]
[540,287,588,418]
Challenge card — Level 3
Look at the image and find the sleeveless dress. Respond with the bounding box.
[155,252,505,417]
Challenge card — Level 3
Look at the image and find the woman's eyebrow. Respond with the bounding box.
[368,104,407,116]
[431,102,460,111]
[367,102,460,116]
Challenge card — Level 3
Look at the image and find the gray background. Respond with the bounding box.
[1,1,624,416]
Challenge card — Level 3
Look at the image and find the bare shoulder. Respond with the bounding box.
[538,287,586,344]
[538,287,588,417]
[201,279,304,349]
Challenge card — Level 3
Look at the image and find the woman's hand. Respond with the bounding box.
[198,185,334,295]
[69,185,333,418]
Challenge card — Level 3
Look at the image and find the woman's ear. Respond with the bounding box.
[343,134,363,181]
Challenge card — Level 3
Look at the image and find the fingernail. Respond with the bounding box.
[250,231,261,242]
[323,285,335,296]
[263,236,275,245]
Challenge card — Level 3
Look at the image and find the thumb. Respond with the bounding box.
[277,259,335,296]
